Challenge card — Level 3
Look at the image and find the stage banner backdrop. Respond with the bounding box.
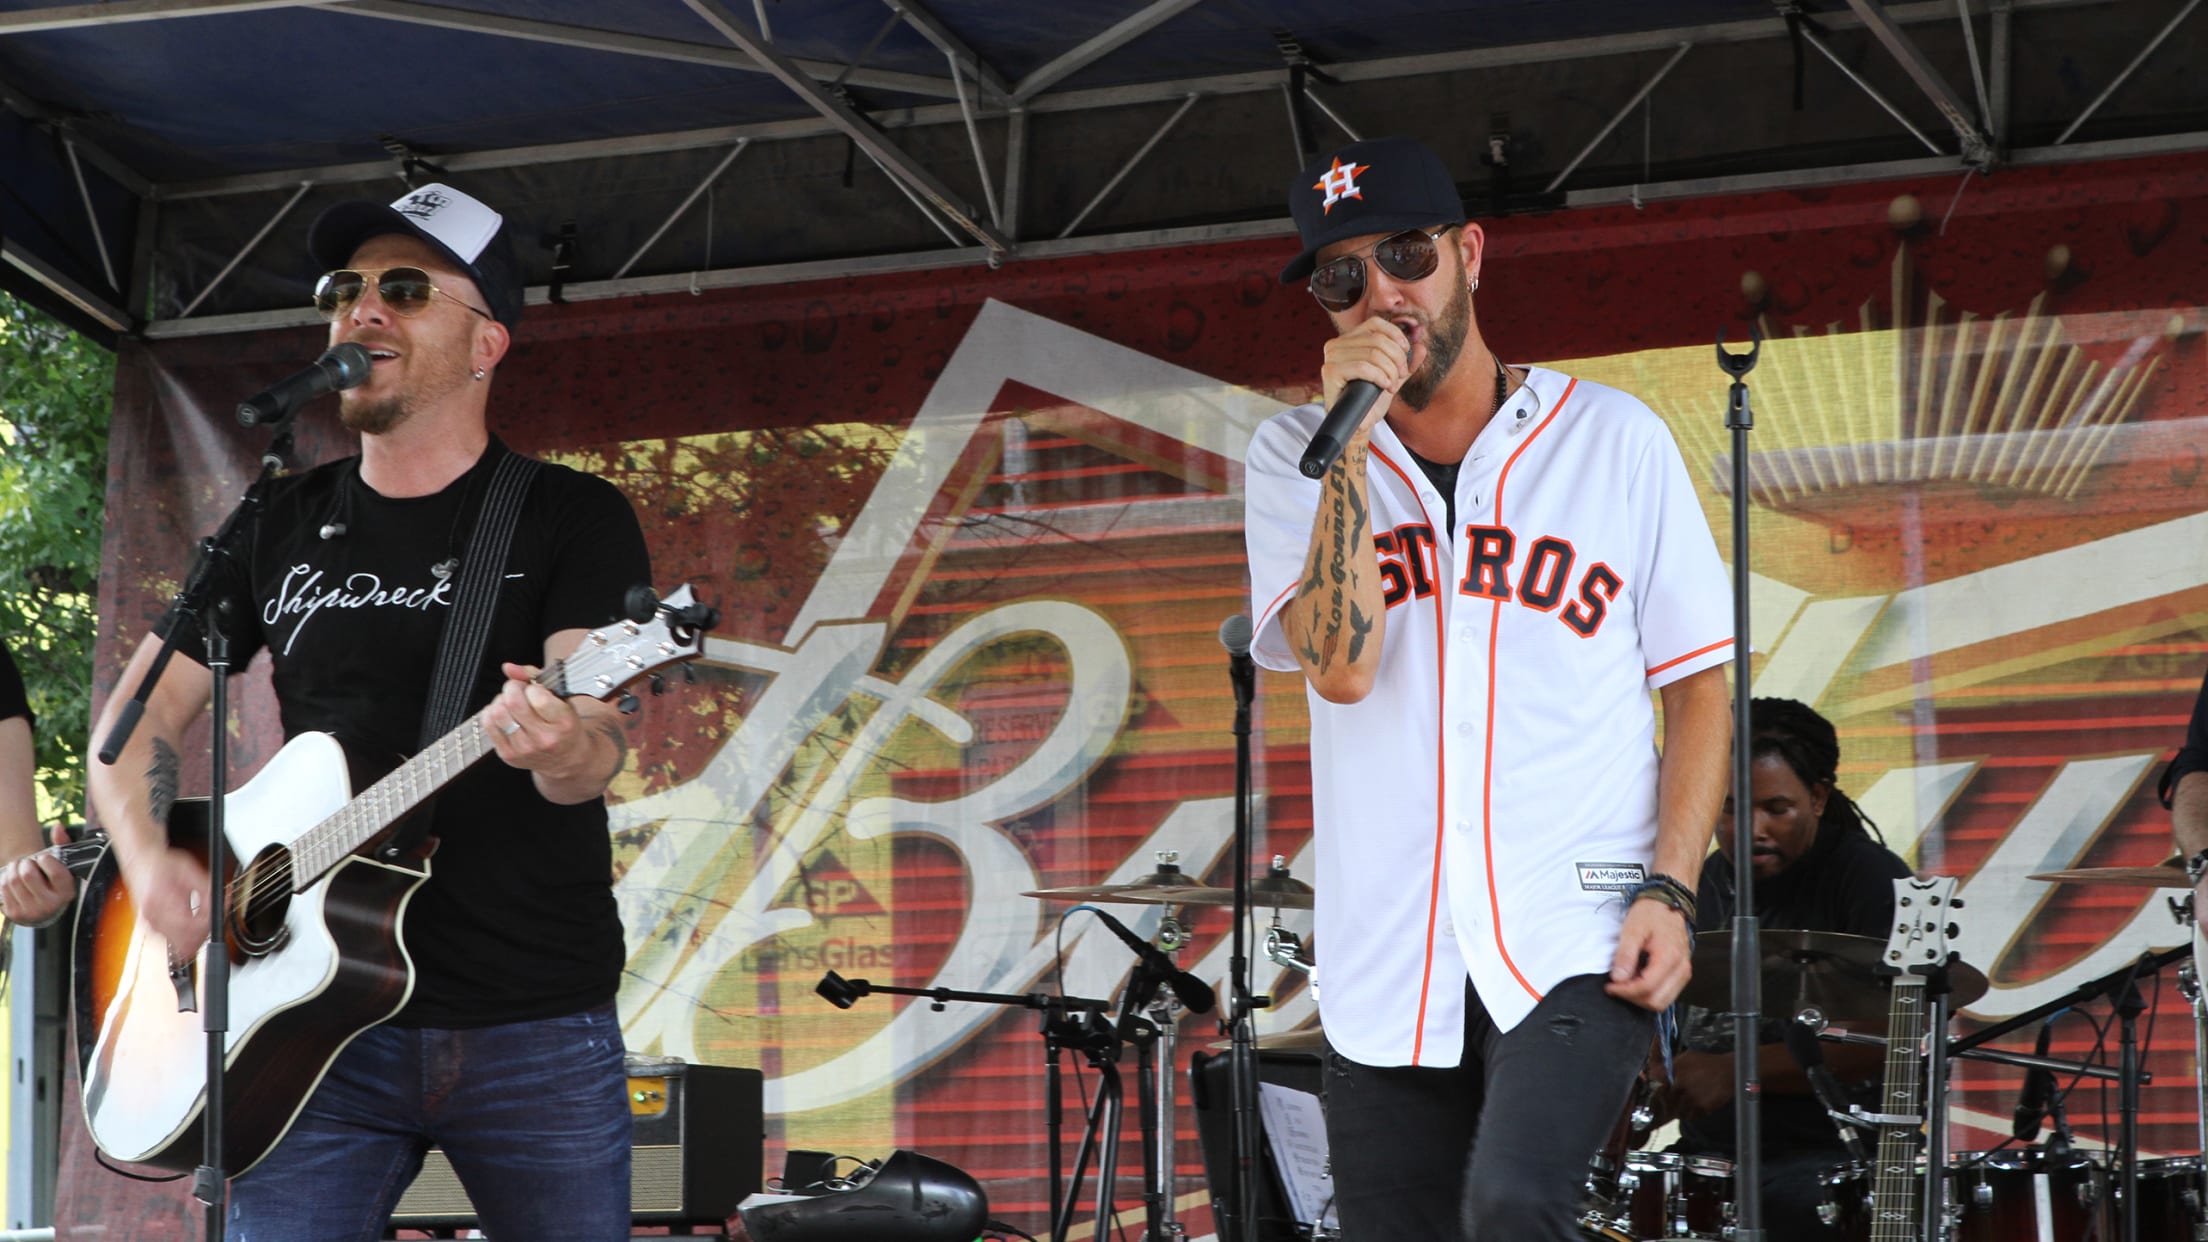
[64,152,2208,1238]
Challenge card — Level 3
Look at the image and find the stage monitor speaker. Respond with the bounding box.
[1189,1045,1325,1242]
[389,1062,763,1229]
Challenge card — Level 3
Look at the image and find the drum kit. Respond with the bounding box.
[1016,856,2208,1242]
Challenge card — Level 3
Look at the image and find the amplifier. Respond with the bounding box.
[390,1061,764,1228]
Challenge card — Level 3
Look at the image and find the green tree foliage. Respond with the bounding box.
[0,290,112,820]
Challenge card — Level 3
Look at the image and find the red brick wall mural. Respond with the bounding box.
[63,152,2208,1237]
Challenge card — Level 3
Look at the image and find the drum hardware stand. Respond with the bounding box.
[2179,894,2208,1242]
[1950,941,2194,1242]
[813,972,1121,1241]
[1135,917,1190,1242]
[1715,324,1766,1242]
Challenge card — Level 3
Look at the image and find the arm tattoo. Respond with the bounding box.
[146,738,180,826]
[1347,601,1375,664]
[592,715,631,781]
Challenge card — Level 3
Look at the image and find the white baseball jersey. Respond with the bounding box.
[1244,367,1734,1065]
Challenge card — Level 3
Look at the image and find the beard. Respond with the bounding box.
[1394,276,1472,411]
[339,392,411,436]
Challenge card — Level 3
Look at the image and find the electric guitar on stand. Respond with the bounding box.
[71,586,715,1174]
[1864,874,1963,1242]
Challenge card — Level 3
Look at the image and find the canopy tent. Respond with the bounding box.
[2,0,2204,346]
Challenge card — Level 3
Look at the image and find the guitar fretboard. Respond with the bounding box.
[284,707,502,887]
[1869,977,1927,1242]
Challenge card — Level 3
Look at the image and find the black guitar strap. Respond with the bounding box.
[418,443,543,748]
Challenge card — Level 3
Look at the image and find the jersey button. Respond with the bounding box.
[1455,721,1474,737]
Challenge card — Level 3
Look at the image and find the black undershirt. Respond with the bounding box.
[1405,447,1460,535]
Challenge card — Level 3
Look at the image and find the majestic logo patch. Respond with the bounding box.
[397,189,453,220]
[1575,862,1646,893]
[1313,157,1370,214]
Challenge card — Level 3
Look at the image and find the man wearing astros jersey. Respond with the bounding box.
[1242,135,1736,1239]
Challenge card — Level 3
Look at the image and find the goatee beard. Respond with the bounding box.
[340,395,411,437]
[1394,277,1471,411]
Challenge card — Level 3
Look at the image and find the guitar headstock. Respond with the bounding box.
[1882,874,1963,978]
[552,583,716,703]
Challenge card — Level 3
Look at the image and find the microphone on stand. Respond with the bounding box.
[1082,907,1215,1015]
[2010,1016,2060,1143]
[1220,614,1254,709]
[1783,1014,1870,1165]
[1297,380,1382,479]
[237,342,373,428]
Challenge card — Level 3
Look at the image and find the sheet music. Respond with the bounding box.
[1258,1081,1338,1229]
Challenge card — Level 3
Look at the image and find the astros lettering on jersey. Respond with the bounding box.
[1245,368,1735,1067]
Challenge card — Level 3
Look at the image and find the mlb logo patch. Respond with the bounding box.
[1574,862,1646,893]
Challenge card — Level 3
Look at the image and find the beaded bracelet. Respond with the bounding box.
[1627,875,1697,926]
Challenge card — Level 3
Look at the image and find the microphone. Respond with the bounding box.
[1297,379,1382,478]
[2011,1017,2059,1142]
[1084,907,1215,1015]
[1783,1015,1869,1165]
[238,343,373,428]
[1220,613,1255,716]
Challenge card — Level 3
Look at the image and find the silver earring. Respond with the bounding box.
[1470,277,1480,294]
[472,367,486,381]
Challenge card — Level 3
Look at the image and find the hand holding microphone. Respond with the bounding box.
[1299,318,1410,478]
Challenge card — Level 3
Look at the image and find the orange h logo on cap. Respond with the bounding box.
[1314,157,1370,214]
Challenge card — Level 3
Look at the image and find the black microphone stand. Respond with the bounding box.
[814,973,1119,1242]
[1714,326,1764,1242]
[1221,617,1263,1242]
[96,426,299,1242]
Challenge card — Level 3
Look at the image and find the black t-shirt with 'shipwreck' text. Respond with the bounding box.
[159,439,650,1027]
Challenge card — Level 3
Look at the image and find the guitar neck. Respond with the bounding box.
[286,707,498,887]
[1868,975,1929,1242]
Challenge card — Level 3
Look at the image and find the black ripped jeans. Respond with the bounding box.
[1323,973,1654,1241]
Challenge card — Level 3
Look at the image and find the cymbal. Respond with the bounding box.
[2028,857,2189,889]
[1207,1024,1327,1054]
[1024,873,1317,910]
[1680,929,1988,1022]
[1022,860,1203,905]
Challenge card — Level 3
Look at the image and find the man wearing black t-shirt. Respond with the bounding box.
[1661,697,1912,1237]
[0,641,75,927]
[88,183,649,1240]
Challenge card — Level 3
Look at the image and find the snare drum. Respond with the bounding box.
[2123,1155,2205,1240]
[1820,1149,2105,1242]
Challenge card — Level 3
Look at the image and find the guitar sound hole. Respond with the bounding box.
[234,846,294,955]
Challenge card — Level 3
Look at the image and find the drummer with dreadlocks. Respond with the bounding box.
[1655,697,1914,1237]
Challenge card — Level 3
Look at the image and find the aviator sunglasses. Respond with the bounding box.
[313,267,493,322]
[1307,226,1457,312]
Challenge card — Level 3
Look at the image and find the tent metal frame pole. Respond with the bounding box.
[0,0,340,35]
[1002,105,1029,241]
[1058,93,1200,239]
[1301,82,1362,142]
[864,146,970,247]
[0,239,131,332]
[1990,0,2013,144]
[1955,0,1994,130]
[613,140,749,280]
[1843,0,1995,165]
[749,0,772,43]
[887,0,1011,98]
[681,0,1009,253]
[834,10,906,89]
[1545,42,1691,193]
[62,138,120,293]
[177,180,310,318]
[1012,0,1207,102]
[949,53,1004,230]
[2053,0,2201,144]
[1793,19,1947,156]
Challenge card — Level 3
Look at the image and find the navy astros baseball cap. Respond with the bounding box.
[309,182,525,329]
[1281,136,1467,285]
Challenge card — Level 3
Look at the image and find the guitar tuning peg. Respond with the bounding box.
[617,693,641,715]
[623,584,660,624]
[649,673,666,697]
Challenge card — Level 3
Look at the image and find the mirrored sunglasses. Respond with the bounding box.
[313,267,493,322]
[1307,226,1456,313]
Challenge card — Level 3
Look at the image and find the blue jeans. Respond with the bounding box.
[1323,974,1655,1241]
[228,1003,632,1241]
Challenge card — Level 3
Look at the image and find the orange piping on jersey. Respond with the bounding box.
[1648,637,1735,679]
[1260,580,1300,634]
[1371,445,1450,1064]
[1481,378,1577,1005]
